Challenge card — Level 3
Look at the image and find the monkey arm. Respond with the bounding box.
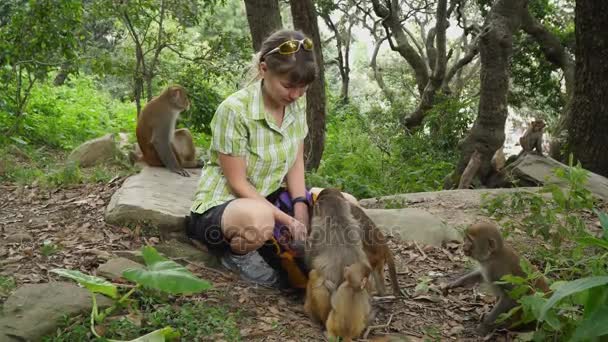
[152,126,188,176]
[535,136,544,155]
[479,295,517,332]
[447,269,483,288]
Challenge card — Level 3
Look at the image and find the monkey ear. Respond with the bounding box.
[488,238,497,251]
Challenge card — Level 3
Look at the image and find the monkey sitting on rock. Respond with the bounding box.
[134,85,201,177]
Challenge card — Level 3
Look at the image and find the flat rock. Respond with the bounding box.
[154,240,221,269]
[0,282,113,341]
[508,153,608,200]
[97,257,144,280]
[364,208,462,246]
[105,166,201,234]
[360,187,542,209]
[68,133,121,168]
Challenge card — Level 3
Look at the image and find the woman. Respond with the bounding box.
[187,29,316,288]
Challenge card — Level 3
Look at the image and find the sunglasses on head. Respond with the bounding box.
[263,38,314,58]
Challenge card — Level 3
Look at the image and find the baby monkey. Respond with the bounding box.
[326,262,372,342]
[443,222,550,335]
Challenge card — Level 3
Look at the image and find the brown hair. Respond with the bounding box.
[257,29,317,85]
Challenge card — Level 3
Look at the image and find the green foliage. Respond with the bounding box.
[0,275,16,297]
[5,75,136,149]
[123,246,212,294]
[0,0,83,123]
[51,269,118,299]
[423,94,476,151]
[50,246,212,341]
[308,98,457,199]
[482,157,594,248]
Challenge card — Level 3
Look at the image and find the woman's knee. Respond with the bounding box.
[222,199,275,245]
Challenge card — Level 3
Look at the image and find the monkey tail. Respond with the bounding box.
[385,251,401,297]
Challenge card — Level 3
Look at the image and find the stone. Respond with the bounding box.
[359,187,542,209]
[67,133,121,168]
[154,239,220,269]
[104,166,201,235]
[507,153,608,200]
[0,282,113,341]
[364,208,462,246]
[97,257,144,281]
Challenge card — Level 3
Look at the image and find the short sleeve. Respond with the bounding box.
[210,103,248,156]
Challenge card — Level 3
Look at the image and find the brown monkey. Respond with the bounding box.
[326,262,372,342]
[519,119,545,156]
[315,188,401,296]
[303,268,332,325]
[307,188,369,290]
[443,222,550,335]
[135,85,199,177]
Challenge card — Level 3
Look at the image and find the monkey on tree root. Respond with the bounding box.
[442,222,551,335]
[135,85,201,177]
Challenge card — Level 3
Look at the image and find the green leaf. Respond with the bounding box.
[50,269,118,299]
[576,236,608,250]
[124,326,179,342]
[593,209,608,240]
[570,306,608,342]
[540,276,608,320]
[122,247,211,294]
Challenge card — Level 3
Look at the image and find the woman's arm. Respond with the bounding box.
[285,143,309,229]
[218,153,306,240]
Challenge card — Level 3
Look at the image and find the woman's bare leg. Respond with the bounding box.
[221,198,275,254]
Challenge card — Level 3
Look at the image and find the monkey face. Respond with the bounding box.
[168,86,190,111]
[532,120,545,131]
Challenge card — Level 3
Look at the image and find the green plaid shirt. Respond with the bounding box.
[191,80,308,214]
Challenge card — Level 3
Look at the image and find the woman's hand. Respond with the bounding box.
[274,208,307,242]
[293,202,310,231]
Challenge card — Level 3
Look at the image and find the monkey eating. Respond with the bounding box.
[326,262,373,342]
[443,222,550,335]
[305,188,370,328]
[135,85,200,177]
[315,188,401,297]
[519,119,545,156]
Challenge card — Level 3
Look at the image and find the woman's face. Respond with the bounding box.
[260,62,308,107]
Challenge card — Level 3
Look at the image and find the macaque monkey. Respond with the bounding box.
[519,119,545,156]
[314,188,401,296]
[326,262,372,342]
[443,222,550,335]
[304,269,332,325]
[135,85,199,177]
[305,188,370,325]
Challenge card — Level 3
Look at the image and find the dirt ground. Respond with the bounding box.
[2,179,602,341]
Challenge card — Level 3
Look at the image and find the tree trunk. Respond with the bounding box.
[564,0,608,177]
[446,0,527,189]
[244,0,283,51]
[290,0,326,171]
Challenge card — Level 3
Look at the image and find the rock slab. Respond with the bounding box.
[105,166,201,232]
[97,257,144,280]
[508,153,608,200]
[365,208,461,246]
[68,133,121,167]
[0,282,113,341]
